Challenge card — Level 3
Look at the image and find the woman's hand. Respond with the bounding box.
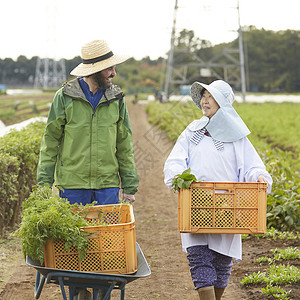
[257,175,268,184]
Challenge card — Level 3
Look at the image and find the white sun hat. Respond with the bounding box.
[70,40,130,77]
[188,80,250,142]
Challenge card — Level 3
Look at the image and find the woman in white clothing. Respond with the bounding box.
[163,80,272,300]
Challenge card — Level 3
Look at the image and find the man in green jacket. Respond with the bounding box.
[37,40,139,204]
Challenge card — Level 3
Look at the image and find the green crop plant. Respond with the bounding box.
[235,102,300,153]
[272,247,300,261]
[0,121,46,236]
[172,168,197,192]
[266,264,300,285]
[257,247,300,264]
[251,228,300,240]
[0,92,53,125]
[261,286,291,300]
[241,271,267,284]
[257,256,274,264]
[14,186,130,267]
[14,186,93,264]
[0,108,15,120]
[242,229,300,246]
[241,264,300,298]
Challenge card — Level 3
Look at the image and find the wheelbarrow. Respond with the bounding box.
[26,243,151,300]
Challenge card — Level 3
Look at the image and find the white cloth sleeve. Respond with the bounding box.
[235,137,273,193]
[163,130,190,189]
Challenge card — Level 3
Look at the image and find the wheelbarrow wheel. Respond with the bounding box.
[97,289,111,300]
[74,288,111,300]
[74,289,91,300]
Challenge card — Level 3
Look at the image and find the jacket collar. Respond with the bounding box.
[63,78,124,101]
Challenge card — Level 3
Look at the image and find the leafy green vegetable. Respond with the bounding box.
[257,247,300,264]
[261,285,291,300]
[241,263,300,299]
[172,168,197,192]
[14,186,93,265]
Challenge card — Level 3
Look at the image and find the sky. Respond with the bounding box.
[1,0,299,61]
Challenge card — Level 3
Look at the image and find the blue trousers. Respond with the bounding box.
[59,188,120,205]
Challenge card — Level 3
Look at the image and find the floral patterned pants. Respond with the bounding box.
[187,245,233,290]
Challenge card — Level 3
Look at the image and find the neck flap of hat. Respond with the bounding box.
[187,107,250,142]
[187,108,250,142]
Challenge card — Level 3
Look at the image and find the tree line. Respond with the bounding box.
[0,27,299,93]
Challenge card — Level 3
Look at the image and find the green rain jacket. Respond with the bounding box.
[37,78,139,194]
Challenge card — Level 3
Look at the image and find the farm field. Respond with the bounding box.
[0,91,53,126]
[0,95,299,299]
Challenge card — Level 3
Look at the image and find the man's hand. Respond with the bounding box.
[122,193,135,203]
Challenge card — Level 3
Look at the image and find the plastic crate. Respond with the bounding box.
[178,182,267,234]
[44,204,137,274]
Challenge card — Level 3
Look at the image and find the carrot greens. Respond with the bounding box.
[14,186,93,265]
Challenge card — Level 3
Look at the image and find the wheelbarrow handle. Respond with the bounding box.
[34,271,46,299]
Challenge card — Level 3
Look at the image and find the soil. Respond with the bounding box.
[0,101,299,300]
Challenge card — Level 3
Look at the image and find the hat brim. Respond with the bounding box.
[70,54,130,77]
[191,82,227,109]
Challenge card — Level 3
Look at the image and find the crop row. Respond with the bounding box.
[0,122,45,236]
[241,229,300,299]
[0,92,52,126]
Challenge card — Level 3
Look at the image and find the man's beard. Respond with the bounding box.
[94,72,113,89]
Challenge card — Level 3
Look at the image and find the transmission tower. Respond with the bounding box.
[34,58,66,88]
[164,0,246,101]
[34,1,66,89]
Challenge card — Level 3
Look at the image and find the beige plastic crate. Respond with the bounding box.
[44,204,137,274]
[178,182,267,234]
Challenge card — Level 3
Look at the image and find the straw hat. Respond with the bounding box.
[70,40,130,77]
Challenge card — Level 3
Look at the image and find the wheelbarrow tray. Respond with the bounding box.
[26,243,150,299]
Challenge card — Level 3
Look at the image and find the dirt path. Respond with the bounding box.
[0,102,299,300]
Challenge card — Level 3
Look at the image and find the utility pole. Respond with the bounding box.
[237,0,246,102]
[164,0,178,100]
